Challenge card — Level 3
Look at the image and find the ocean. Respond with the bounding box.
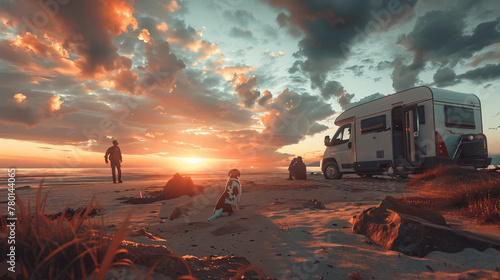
[0,166,321,190]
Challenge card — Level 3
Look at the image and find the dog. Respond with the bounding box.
[208,169,241,221]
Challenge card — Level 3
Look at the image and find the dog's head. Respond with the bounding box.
[228,169,241,178]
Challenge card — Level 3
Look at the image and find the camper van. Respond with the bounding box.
[321,86,491,179]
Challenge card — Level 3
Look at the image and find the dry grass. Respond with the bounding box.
[397,165,500,224]
[0,182,135,280]
[1,182,269,279]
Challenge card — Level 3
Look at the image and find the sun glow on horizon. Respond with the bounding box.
[176,157,206,165]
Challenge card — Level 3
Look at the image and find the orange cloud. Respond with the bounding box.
[165,1,179,13]
[138,29,151,43]
[13,93,27,103]
[48,95,63,111]
[156,22,169,32]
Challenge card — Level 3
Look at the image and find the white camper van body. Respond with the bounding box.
[321,86,491,179]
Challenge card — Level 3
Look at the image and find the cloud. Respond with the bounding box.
[468,46,500,67]
[391,56,423,91]
[0,0,141,83]
[47,95,63,112]
[0,92,77,127]
[214,65,257,81]
[433,67,458,87]
[167,20,221,58]
[320,80,344,100]
[259,88,334,145]
[232,73,261,108]
[138,40,186,93]
[394,9,500,89]
[223,9,255,27]
[263,0,417,104]
[138,29,151,43]
[229,27,254,39]
[258,90,273,106]
[111,69,139,93]
[14,93,27,103]
[458,63,500,82]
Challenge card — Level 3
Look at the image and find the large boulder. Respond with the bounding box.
[352,196,500,257]
[163,173,200,198]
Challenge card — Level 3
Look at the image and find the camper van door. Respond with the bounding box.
[402,105,420,167]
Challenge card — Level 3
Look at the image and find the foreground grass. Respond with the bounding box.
[0,182,143,280]
[397,165,500,224]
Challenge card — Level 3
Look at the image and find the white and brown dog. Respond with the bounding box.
[208,169,241,221]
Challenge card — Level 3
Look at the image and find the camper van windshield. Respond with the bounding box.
[445,105,475,129]
[331,124,351,145]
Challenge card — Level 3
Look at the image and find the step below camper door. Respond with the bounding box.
[402,105,420,167]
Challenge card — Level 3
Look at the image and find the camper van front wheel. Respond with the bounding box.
[323,162,342,179]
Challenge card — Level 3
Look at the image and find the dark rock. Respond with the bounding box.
[16,185,30,190]
[121,241,190,278]
[121,240,266,279]
[352,196,500,257]
[382,196,445,226]
[169,207,183,220]
[163,173,200,198]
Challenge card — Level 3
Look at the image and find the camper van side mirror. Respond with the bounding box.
[324,136,331,146]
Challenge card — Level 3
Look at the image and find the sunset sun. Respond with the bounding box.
[177,157,206,165]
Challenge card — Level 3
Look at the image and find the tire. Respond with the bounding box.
[323,162,342,179]
[398,172,409,179]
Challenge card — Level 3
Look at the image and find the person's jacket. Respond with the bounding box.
[105,146,122,162]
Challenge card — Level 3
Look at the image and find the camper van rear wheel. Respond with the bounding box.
[323,162,342,179]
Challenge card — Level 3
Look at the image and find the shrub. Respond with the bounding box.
[0,182,133,280]
[397,165,500,224]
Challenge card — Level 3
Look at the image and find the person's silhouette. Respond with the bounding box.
[105,140,122,183]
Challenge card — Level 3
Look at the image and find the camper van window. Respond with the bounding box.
[418,105,425,124]
[360,115,386,134]
[332,124,351,145]
[445,105,475,129]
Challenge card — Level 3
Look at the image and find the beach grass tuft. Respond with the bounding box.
[397,165,500,224]
[0,181,134,280]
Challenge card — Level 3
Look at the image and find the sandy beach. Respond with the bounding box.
[4,171,500,279]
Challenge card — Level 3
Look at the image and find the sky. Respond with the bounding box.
[0,0,499,172]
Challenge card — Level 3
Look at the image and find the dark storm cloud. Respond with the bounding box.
[433,67,458,87]
[320,80,344,99]
[264,0,417,104]
[138,40,186,93]
[394,8,500,90]
[6,0,138,77]
[391,56,423,91]
[398,12,500,63]
[260,88,334,145]
[458,63,500,82]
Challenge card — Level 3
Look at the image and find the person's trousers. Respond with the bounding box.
[110,161,122,182]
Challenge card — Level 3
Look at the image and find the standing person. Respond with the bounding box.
[105,140,123,183]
